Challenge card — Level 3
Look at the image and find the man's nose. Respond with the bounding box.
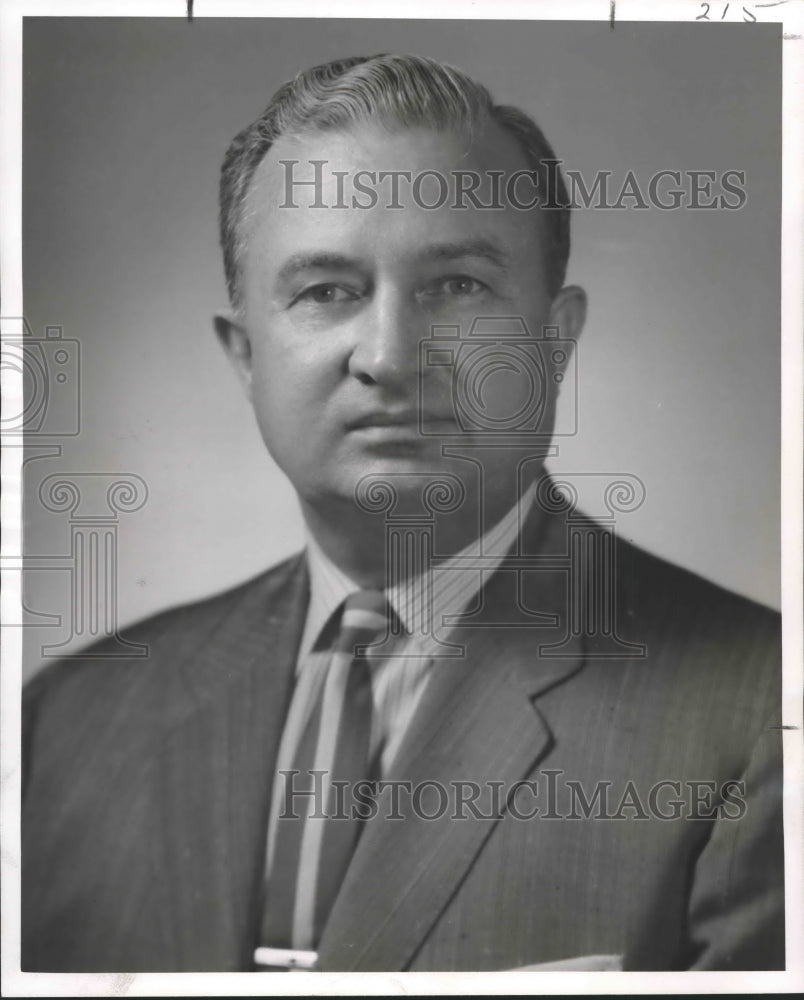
[347,288,421,388]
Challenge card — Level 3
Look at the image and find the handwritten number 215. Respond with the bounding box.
[697,3,758,20]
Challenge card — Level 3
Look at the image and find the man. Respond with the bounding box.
[22,53,783,972]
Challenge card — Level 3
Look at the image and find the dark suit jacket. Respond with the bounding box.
[21,506,784,972]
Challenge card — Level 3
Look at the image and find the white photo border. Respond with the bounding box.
[2,1,802,995]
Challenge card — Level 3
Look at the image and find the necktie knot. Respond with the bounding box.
[336,589,391,659]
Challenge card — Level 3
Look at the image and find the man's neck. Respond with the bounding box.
[300,481,536,589]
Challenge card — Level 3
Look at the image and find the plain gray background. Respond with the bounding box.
[22,18,781,678]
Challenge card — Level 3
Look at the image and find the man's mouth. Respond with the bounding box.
[347,411,456,435]
[347,410,420,430]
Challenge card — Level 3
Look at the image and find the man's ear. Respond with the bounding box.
[546,285,587,375]
[214,312,253,402]
[548,285,587,345]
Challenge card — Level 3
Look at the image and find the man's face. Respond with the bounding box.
[217,121,585,515]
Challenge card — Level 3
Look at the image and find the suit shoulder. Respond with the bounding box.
[609,536,780,718]
[22,552,307,796]
[614,535,779,635]
[23,551,306,716]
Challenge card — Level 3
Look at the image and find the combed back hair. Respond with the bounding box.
[219,53,571,308]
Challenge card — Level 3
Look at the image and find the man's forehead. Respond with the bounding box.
[237,121,551,292]
[247,119,534,210]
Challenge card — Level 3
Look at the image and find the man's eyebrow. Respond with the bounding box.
[418,239,510,269]
[276,252,361,283]
[274,240,510,285]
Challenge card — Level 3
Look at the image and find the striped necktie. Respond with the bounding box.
[259,590,390,958]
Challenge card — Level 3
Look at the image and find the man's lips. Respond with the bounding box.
[346,411,455,431]
[347,410,419,430]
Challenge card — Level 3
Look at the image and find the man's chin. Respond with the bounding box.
[307,455,471,515]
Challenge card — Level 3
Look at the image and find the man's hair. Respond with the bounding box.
[219,53,571,309]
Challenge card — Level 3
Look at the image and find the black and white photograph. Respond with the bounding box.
[1,2,802,994]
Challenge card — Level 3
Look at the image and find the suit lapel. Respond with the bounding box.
[153,557,308,970]
[318,510,585,972]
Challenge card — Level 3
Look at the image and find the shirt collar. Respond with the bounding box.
[300,481,537,661]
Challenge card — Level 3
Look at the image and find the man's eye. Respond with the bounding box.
[429,276,487,298]
[295,284,356,305]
